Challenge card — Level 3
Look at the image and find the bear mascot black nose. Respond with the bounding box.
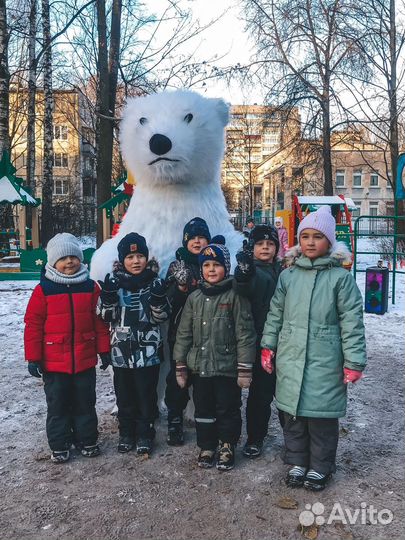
[149,134,172,155]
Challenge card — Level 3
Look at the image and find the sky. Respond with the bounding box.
[145,0,267,105]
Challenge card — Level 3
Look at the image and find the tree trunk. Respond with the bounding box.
[40,0,54,246]
[26,0,37,230]
[0,0,13,228]
[96,0,112,246]
[322,81,333,195]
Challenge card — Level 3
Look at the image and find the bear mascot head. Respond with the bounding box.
[90,89,243,280]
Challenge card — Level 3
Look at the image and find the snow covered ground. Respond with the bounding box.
[0,237,403,539]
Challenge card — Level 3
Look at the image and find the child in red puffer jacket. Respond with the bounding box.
[24,233,110,463]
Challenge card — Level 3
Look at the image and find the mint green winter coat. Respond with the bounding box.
[261,243,367,418]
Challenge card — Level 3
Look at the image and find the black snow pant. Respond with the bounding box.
[246,354,276,443]
[164,342,189,423]
[43,368,97,451]
[192,374,242,450]
[282,412,339,475]
[113,365,160,441]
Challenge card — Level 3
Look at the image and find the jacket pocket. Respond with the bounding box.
[215,345,236,373]
[44,335,65,362]
[186,347,199,371]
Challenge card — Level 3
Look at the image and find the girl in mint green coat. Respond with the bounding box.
[261,206,367,492]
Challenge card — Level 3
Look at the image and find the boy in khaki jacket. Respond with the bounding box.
[174,239,256,471]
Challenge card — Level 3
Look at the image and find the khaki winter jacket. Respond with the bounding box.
[174,277,256,377]
[261,243,367,418]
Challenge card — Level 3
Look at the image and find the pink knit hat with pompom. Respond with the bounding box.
[297,205,336,246]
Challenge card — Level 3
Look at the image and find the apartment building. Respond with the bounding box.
[9,88,97,235]
[222,104,300,217]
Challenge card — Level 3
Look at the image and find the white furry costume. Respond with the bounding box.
[90,90,243,281]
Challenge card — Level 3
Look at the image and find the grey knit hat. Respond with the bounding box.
[46,233,83,267]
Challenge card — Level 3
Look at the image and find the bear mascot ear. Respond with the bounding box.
[210,98,230,127]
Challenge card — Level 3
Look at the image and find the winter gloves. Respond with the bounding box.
[170,260,192,290]
[27,361,43,378]
[149,278,167,307]
[261,348,275,374]
[237,363,252,388]
[343,367,363,384]
[235,242,255,283]
[98,273,119,304]
[176,364,188,388]
[99,352,112,371]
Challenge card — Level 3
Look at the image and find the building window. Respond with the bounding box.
[353,169,363,187]
[53,125,68,140]
[370,171,379,187]
[369,202,379,216]
[336,169,345,187]
[54,179,69,195]
[352,200,361,218]
[53,153,68,168]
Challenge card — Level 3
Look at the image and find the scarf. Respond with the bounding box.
[113,262,156,292]
[44,263,89,285]
[175,246,199,266]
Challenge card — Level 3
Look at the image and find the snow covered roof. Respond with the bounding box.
[297,195,357,209]
[0,151,40,207]
[0,176,38,206]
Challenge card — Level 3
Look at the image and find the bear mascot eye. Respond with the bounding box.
[184,113,193,123]
[139,117,147,125]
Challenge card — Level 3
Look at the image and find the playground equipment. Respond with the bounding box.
[292,195,357,269]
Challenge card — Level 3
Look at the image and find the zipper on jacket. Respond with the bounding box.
[68,287,75,374]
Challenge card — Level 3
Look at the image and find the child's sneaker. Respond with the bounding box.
[216,442,235,471]
[197,449,216,468]
[136,438,152,456]
[79,444,100,458]
[304,470,332,491]
[118,436,134,453]
[242,440,263,458]
[167,417,184,446]
[50,450,70,463]
[286,466,307,488]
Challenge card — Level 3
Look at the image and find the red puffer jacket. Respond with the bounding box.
[24,274,110,374]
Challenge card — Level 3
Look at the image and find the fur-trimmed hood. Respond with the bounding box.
[283,241,352,268]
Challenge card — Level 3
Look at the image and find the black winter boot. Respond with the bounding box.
[216,442,235,471]
[167,417,184,446]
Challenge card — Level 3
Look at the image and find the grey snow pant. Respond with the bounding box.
[282,412,339,474]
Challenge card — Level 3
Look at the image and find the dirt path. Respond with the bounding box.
[0,289,404,540]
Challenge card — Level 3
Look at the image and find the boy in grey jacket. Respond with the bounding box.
[174,239,256,471]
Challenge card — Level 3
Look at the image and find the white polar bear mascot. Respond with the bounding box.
[90,89,243,281]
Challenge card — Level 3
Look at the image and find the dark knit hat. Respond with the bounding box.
[199,240,231,277]
[118,232,149,263]
[183,217,211,247]
[249,224,280,255]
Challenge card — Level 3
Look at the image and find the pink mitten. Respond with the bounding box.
[343,368,363,384]
[261,349,275,374]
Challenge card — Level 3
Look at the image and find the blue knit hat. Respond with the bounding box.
[118,232,149,263]
[183,217,211,247]
[199,239,231,277]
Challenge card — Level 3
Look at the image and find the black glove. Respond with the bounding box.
[146,257,160,275]
[98,273,120,304]
[150,278,167,306]
[28,361,43,378]
[99,352,112,371]
[235,242,255,282]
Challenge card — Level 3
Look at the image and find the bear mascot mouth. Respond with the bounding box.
[149,157,180,165]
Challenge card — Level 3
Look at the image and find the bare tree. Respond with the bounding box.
[241,0,370,195]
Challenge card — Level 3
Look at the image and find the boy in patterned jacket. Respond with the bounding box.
[97,233,170,456]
